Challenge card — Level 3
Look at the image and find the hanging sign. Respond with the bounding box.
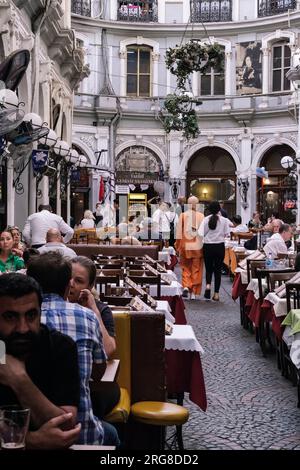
[32,149,48,174]
[116,184,129,194]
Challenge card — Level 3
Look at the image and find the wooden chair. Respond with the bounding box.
[257,268,294,357]
[96,274,120,296]
[247,259,266,284]
[268,272,296,371]
[106,313,188,450]
[268,272,296,293]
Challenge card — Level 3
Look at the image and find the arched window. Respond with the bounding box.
[200,46,225,96]
[272,41,291,92]
[126,46,152,97]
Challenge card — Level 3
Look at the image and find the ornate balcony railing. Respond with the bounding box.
[190,0,232,23]
[117,1,158,22]
[71,0,91,17]
[258,0,296,17]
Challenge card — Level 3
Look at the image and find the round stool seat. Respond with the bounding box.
[131,401,189,426]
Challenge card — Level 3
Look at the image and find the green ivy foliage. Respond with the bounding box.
[163,42,224,140]
[166,42,225,89]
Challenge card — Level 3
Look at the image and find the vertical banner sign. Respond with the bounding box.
[32,149,48,175]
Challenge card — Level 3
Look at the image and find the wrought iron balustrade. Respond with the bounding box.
[258,0,296,17]
[190,0,232,22]
[71,0,91,17]
[117,1,158,22]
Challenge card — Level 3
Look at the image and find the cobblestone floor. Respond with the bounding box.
[181,275,300,450]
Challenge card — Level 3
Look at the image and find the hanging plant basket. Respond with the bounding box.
[166,41,224,89]
[163,94,202,140]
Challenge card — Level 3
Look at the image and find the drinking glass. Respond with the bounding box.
[0,406,30,451]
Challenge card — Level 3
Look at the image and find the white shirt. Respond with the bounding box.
[80,219,95,229]
[152,209,178,233]
[199,215,231,244]
[263,236,288,258]
[231,224,249,233]
[38,242,77,259]
[270,232,282,241]
[23,210,74,246]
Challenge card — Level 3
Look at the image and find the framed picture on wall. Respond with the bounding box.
[236,41,262,95]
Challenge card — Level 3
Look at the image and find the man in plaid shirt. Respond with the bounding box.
[27,252,119,447]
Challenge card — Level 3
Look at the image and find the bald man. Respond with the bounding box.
[175,196,204,299]
[38,229,77,259]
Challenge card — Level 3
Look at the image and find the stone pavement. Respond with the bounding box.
[181,275,300,450]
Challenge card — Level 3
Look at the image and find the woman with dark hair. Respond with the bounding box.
[0,229,25,273]
[199,201,232,301]
[68,256,120,419]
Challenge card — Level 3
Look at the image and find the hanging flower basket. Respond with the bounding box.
[166,41,224,89]
[163,94,201,140]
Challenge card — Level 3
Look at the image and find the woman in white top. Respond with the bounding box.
[199,201,231,301]
[80,210,95,229]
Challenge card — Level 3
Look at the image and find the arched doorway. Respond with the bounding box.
[115,145,164,218]
[187,146,236,218]
[258,144,296,223]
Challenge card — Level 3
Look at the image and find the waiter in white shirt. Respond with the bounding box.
[263,224,292,259]
[22,204,74,248]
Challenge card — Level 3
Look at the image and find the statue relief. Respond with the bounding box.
[116,146,161,173]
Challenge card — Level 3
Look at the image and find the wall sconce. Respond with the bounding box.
[169,178,181,201]
[202,189,208,199]
[237,175,250,209]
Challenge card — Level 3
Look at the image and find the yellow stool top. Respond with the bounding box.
[131,401,189,426]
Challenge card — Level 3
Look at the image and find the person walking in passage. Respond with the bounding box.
[199,201,231,301]
[22,204,74,249]
[175,196,204,299]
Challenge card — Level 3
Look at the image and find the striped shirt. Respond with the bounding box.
[41,294,107,444]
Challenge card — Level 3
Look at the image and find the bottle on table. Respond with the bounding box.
[265,252,273,269]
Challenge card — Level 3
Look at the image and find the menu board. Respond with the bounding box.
[144,255,167,273]
[125,276,157,308]
[144,263,172,285]
[129,296,154,312]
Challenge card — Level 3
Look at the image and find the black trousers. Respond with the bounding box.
[91,381,120,419]
[203,243,225,293]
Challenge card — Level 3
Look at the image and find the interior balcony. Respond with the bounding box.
[117,1,158,22]
[258,0,296,17]
[190,0,232,23]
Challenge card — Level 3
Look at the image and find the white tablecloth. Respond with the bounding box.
[164,270,178,282]
[282,327,300,369]
[158,251,170,263]
[150,280,183,297]
[235,267,248,285]
[264,292,287,317]
[156,300,175,323]
[165,325,204,354]
[247,278,267,300]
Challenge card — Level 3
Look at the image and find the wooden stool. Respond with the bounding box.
[131,401,189,450]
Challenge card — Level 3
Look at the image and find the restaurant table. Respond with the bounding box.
[156,300,175,323]
[232,273,248,300]
[264,292,287,317]
[165,325,207,411]
[282,309,300,369]
[160,295,187,325]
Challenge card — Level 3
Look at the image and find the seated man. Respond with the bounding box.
[0,273,81,449]
[263,224,292,258]
[27,252,119,447]
[38,228,77,259]
[231,215,249,233]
